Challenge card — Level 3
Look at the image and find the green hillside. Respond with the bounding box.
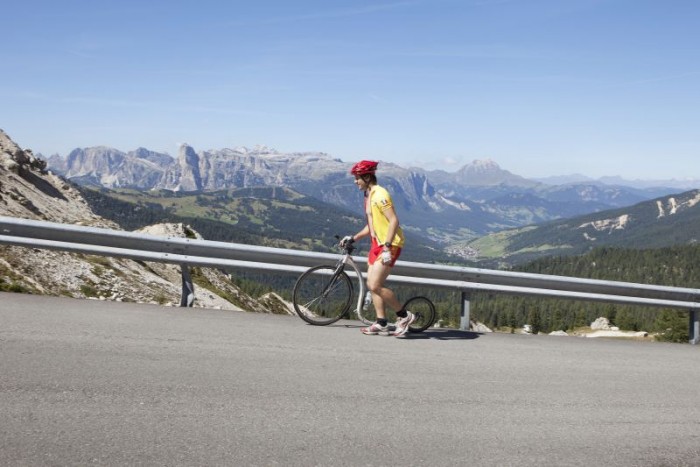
[464,189,700,266]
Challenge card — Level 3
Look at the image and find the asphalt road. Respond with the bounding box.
[2,292,700,466]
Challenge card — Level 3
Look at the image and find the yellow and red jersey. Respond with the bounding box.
[365,185,405,248]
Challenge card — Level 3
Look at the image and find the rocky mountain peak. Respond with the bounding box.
[176,144,202,191]
[463,158,501,172]
[65,147,126,175]
[1,129,47,173]
[0,129,105,225]
[251,144,277,154]
[177,144,197,164]
[130,147,174,166]
[456,158,535,187]
[404,171,435,199]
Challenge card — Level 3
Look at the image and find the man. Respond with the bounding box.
[340,160,416,337]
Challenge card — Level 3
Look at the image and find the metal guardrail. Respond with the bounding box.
[1,215,699,344]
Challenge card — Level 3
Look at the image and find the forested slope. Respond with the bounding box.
[467,245,700,342]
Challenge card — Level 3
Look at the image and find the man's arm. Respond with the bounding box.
[382,206,400,247]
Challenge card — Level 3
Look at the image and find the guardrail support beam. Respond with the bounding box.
[690,310,699,345]
[181,265,194,307]
[460,291,471,331]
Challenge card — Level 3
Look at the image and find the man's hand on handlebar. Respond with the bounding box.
[339,235,354,248]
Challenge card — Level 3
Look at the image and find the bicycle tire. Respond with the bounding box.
[404,296,436,333]
[293,265,354,325]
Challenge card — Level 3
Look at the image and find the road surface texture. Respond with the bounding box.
[2,292,700,466]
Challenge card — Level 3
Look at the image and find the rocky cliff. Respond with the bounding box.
[1,130,106,225]
[48,146,172,189]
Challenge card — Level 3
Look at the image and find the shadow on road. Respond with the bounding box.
[402,329,482,341]
[324,323,482,341]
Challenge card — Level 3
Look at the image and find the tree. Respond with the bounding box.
[653,310,689,343]
[527,308,542,335]
[506,309,517,333]
[615,308,637,332]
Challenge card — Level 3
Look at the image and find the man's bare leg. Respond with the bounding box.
[367,263,402,319]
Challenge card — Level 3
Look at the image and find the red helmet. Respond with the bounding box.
[350,160,378,176]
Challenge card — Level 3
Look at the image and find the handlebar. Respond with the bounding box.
[334,235,356,254]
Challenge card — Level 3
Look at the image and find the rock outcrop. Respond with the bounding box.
[0,129,106,225]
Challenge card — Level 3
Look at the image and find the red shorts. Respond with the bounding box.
[368,238,402,267]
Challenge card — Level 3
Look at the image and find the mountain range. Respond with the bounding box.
[46,144,693,244]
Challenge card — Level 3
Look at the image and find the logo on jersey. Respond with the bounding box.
[376,198,391,209]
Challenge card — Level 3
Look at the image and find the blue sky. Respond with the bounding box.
[2,0,699,179]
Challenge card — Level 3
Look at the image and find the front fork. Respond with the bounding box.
[321,258,350,298]
[340,255,366,314]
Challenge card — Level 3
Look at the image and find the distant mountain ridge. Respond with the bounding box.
[534,174,700,191]
[46,143,691,243]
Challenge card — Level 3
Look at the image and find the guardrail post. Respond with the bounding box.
[689,310,699,345]
[460,291,471,331]
[180,265,194,307]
